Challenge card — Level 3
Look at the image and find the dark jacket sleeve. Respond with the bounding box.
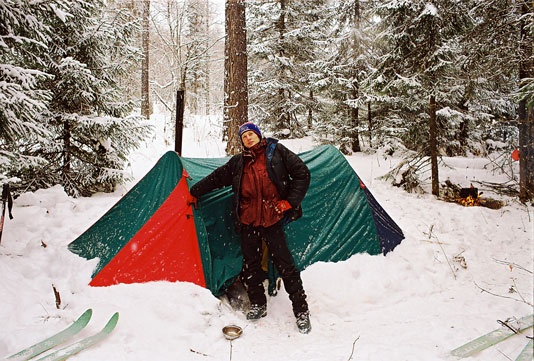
[189,157,237,198]
[275,143,310,207]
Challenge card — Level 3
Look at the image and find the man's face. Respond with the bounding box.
[241,130,260,148]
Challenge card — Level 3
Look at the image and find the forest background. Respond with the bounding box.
[0,0,533,202]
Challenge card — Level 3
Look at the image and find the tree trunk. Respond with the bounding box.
[224,0,248,155]
[205,0,211,116]
[429,95,439,196]
[308,90,313,129]
[275,0,289,133]
[367,101,372,148]
[62,118,71,176]
[351,86,360,152]
[518,0,533,202]
[141,0,151,119]
[175,90,185,154]
[350,0,361,153]
[61,117,73,195]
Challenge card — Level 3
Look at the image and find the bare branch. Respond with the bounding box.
[493,258,533,274]
[347,336,360,360]
[474,282,533,307]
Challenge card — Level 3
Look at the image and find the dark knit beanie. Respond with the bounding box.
[238,122,262,139]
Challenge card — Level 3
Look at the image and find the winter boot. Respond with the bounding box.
[246,304,267,320]
[296,311,311,334]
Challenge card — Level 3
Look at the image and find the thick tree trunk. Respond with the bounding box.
[141,0,151,119]
[429,95,439,196]
[224,0,248,155]
[518,120,533,201]
[518,0,533,202]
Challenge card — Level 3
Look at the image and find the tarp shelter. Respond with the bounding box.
[68,145,404,296]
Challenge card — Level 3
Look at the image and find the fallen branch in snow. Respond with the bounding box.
[347,336,360,360]
[492,258,533,274]
[427,225,457,279]
[472,180,518,198]
[509,278,532,306]
[52,284,61,309]
[189,348,210,357]
[380,149,431,194]
[419,238,451,245]
[474,282,533,307]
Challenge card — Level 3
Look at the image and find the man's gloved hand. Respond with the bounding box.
[274,200,292,215]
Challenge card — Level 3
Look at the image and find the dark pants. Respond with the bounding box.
[240,222,309,316]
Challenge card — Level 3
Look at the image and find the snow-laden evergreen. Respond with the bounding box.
[1,0,151,197]
[0,1,67,180]
[247,0,332,138]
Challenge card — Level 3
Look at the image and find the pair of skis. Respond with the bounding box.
[5,309,119,361]
[451,314,533,360]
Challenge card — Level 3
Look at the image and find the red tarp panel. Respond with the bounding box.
[90,174,206,287]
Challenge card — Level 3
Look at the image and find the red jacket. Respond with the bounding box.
[239,142,282,227]
[189,137,311,232]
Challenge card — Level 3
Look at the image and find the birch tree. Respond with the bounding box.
[151,0,220,144]
[141,0,151,118]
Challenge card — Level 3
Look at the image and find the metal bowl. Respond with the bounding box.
[222,325,243,340]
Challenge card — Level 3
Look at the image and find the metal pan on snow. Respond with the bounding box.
[222,325,243,340]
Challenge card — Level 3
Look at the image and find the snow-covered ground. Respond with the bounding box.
[1,109,532,361]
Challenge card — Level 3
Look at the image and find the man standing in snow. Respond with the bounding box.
[189,122,312,334]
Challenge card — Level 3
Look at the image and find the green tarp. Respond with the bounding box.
[69,145,403,296]
[69,152,183,277]
[183,145,382,295]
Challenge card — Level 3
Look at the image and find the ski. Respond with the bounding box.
[33,312,119,361]
[451,314,534,358]
[515,338,533,361]
[6,309,93,361]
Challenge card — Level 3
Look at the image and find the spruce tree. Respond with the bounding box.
[10,0,151,197]
[367,0,473,194]
[0,1,67,183]
[458,0,519,149]
[370,0,473,149]
[464,0,533,200]
[247,0,330,138]
[314,0,377,154]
